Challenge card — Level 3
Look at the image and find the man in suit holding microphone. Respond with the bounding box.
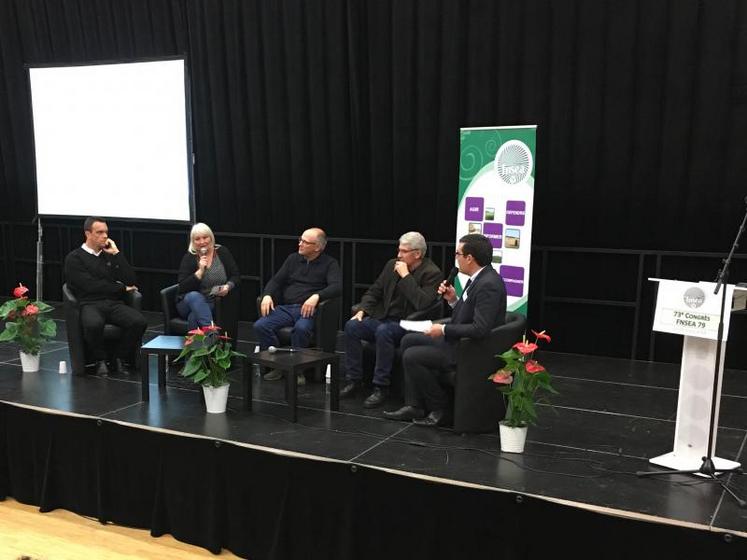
[383,233,507,427]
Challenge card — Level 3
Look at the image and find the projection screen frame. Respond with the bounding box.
[25,55,196,224]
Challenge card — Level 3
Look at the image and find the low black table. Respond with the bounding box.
[249,349,340,422]
[139,335,252,408]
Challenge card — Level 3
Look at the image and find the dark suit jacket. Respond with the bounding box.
[353,258,443,320]
[444,266,507,342]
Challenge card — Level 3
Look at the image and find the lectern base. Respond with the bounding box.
[650,452,740,476]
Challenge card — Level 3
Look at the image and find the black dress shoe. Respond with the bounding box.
[95,360,109,376]
[113,358,131,375]
[382,405,425,422]
[340,380,362,399]
[363,386,389,408]
[412,409,452,428]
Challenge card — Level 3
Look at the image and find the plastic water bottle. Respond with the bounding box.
[253,345,262,376]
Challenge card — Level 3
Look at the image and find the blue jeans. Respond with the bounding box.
[176,291,215,331]
[253,304,315,350]
[344,318,406,386]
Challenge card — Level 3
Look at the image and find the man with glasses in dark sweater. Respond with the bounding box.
[64,217,148,376]
[254,227,341,384]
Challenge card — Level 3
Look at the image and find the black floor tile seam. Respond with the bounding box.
[544,403,747,434]
[348,423,414,463]
[544,403,677,425]
[524,438,651,461]
[0,342,69,365]
[543,350,680,367]
[554,374,679,391]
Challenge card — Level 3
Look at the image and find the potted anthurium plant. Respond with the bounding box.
[0,283,57,372]
[489,329,557,453]
[174,324,245,413]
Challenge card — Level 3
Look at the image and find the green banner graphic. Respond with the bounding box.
[455,125,537,316]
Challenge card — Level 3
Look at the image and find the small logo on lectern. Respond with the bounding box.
[683,287,705,309]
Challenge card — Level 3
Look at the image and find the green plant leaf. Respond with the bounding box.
[0,322,19,341]
[39,319,57,337]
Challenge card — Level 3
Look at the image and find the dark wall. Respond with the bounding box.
[1,0,746,249]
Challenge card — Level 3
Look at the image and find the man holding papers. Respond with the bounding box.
[341,232,442,408]
[384,234,507,427]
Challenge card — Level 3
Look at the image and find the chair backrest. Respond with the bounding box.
[451,311,527,433]
[256,295,340,352]
[62,283,78,305]
[160,284,180,333]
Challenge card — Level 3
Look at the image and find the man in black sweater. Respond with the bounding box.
[64,217,148,375]
[255,227,341,381]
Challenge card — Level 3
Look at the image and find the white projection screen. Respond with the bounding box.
[28,58,193,222]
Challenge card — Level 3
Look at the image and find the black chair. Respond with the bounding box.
[358,299,445,394]
[254,296,341,381]
[63,283,144,376]
[444,311,527,433]
[160,284,240,341]
[254,296,341,353]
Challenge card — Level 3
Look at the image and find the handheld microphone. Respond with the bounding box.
[443,266,459,287]
[199,247,208,256]
[268,345,297,353]
[435,267,459,300]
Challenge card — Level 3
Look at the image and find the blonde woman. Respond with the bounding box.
[176,223,240,330]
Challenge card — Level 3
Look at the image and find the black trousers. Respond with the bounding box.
[80,299,148,362]
[400,333,456,412]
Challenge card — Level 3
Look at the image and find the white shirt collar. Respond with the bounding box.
[467,266,486,286]
[81,243,102,257]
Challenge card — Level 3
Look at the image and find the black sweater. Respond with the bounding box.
[262,253,341,304]
[64,247,137,303]
[177,245,241,295]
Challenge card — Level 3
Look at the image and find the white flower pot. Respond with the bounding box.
[499,422,528,453]
[19,351,40,373]
[202,383,230,414]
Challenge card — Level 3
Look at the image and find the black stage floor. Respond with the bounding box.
[2,311,747,548]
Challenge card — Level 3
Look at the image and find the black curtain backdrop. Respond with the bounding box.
[0,0,746,250]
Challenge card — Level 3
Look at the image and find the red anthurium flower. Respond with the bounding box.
[13,284,29,299]
[21,304,39,317]
[203,324,221,332]
[491,371,513,385]
[187,327,205,336]
[531,329,551,343]
[513,341,538,355]
[218,335,231,341]
[525,360,545,374]
[184,337,193,345]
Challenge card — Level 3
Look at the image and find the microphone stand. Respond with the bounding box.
[33,216,44,300]
[637,201,747,508]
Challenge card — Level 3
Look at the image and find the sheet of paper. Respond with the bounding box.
[399,320,432,333]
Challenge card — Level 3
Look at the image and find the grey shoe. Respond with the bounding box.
[263,369,284,381]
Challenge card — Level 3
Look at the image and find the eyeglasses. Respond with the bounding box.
[398,248,416,254]
[298,238,317,246]
[454,251,465,257]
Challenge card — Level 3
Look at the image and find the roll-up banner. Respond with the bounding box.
[455,125,537,315]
